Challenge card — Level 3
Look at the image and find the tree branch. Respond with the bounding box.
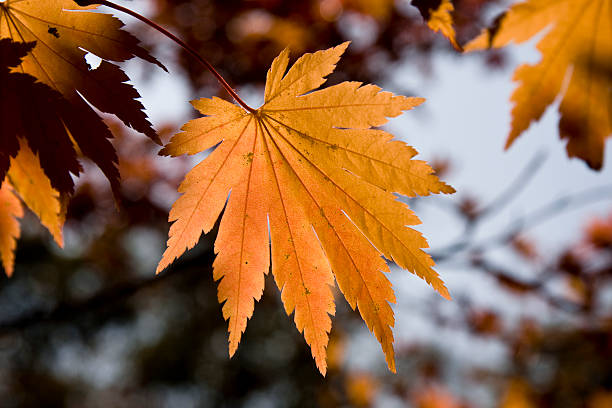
[431,184,612,262]
[0,259,209,335]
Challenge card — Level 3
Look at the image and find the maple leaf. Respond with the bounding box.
[0,0,165,194]
[0,181,22,277]
[0,40,66,276]
[0,38,80,191]
[8,140,65,247]
[0,136,65,276]
[330,0,461,49]
[465,0,612,169]
[413,0,462,51]
[157,43,454,374]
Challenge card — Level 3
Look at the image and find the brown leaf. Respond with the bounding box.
[0,0,165,194]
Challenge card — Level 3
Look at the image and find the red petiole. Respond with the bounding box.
[75,0,257,113]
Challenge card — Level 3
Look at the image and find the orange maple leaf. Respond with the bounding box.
[0,0,164,194]
[413,0,462,51]
[157,43,454,374]
[466,0,612,169]
[0,125,66,277]
[8,140,65,248]
[0,181,23,277]
[344,0,461,50]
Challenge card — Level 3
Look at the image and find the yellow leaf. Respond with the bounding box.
[0,0,162,135]
[465,0,612,169]
[158,43,453,374]
[414,0,462,51]
[8,140,64,247]
[0,181,23,277]
[0,0,163,195]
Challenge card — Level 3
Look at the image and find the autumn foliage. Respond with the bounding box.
[1,0,612,378]
[156,42,453,373]
[467,0,612,169]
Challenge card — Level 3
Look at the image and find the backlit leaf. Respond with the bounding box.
[8,140,64,247]
[413,0,462,50]
[466,0,612,169]
[158,43,454,375]
[0,181,23,277]
[0,0,164,194]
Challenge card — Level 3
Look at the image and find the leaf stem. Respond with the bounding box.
[77,0,256,113]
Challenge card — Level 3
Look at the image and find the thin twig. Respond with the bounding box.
[76,0,256,113]
[473,184,612,254]
[0,258,210,335]
[478,150,547,218]
[432,184,612,261]
[425,152,547,260]
[469,257,585,314]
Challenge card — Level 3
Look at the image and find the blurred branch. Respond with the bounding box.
[473,184,612,254]
[431,184,612,262]
[429,151,547,260]
[469,256,585,314]
[478,151,547,219]
[0,257,210,335]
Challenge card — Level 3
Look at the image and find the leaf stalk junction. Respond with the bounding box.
[74,0,257,113]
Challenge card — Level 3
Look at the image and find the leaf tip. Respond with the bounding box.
[504,134,517,150]
[413,97,426,106]
[337,41,351,52]
[442,184,456,194]
[439,287,452,301]
[228,338,240,358]
[403,97,426,111]
[3,266,14,278]
[54,234,65,249]
[155,260,169,275]
[385,349,397,373]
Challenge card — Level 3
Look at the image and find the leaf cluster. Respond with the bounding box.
[1,0,611,374]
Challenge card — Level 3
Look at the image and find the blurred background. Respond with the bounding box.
[1,0,612,406]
